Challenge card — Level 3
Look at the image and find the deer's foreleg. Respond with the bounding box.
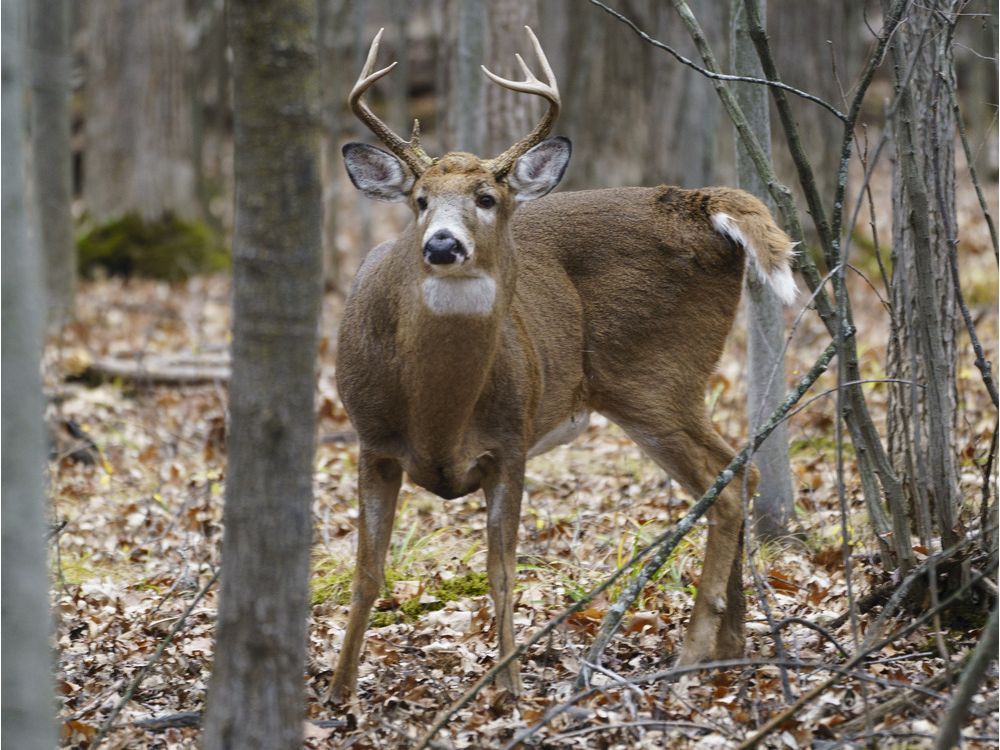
[483,460,525,695]
[329,452,402,702]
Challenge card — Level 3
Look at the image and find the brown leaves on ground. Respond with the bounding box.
[47,237,997,748]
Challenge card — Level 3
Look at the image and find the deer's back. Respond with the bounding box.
[514,186,747,413]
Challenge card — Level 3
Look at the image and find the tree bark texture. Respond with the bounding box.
[484,0,540,158]
[82,0,198,221]
[553,1,724,191]
[2,1,57,746]
[769,0,865,218]
[201,1,322,747]
[445,0,487,154]
[29,0,75,324]
[731,0,794,539]
[885,1,961,550]
[317,0,351,290]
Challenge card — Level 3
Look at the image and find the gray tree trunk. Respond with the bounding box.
[553,2,723,191]
[769,0,864,218]
[317,0,351,291]
[82,0,198,221]
[484,0,540,157]
[885,0,961,550]
[654,2,725,188]
[446,0,486,154]
[201,1,322,747]
[28,0,74,324]
[731,0,794,538]
[2,1,56,746]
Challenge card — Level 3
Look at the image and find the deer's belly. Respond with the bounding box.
[527,409,590,458]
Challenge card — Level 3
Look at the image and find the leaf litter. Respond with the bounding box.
[46,193,998,748]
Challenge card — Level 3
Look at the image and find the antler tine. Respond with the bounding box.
[349,28,433,176]
[483,26,561,177]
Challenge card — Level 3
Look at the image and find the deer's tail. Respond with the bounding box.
[708,190,798,306]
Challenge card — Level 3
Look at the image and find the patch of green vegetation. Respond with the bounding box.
[790,434,856,459]
[311,562,354,607]
[369,611,400,628]
[78,213,229,281]
[398,571,491,619]
[55,551,130,585]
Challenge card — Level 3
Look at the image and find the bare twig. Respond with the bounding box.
[83,354,230,385]
[88,569,219,750]
[932,76,999,408]
[775,616,851,659]
[933,604,1000,750]
[584,0,847,121]
[415,338,845,750]
[577,338,843,686]
[735,569,986,749]
[953,89,998,259]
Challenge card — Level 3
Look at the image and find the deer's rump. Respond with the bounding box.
[514,185,748,409]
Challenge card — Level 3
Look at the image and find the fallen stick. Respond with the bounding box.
[88,570,219,750]
[82,355,230,385]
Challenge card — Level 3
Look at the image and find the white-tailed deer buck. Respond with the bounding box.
[330,27,797,700]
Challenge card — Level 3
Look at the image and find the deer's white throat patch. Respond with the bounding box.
[422,275,497,316]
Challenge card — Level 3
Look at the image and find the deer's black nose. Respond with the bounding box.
[423,230,466,265]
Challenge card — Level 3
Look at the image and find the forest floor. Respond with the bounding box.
[48,193,998,747]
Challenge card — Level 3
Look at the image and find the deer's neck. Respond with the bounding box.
[400,276,508,467]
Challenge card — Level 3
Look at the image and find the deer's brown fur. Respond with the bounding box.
[329,28,796,701]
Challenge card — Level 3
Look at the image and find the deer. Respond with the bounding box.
[329,27,797,701]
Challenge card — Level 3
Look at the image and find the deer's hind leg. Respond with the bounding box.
[609,409,754,664]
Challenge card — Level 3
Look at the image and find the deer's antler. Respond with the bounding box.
[349,28,434,176]
[482,26,561,178]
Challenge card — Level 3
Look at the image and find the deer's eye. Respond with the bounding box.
[416,196,428,211]
[476,194,496,209]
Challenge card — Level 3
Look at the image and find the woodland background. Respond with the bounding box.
[2,0,998,748]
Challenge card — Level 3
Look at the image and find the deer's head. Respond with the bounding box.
[342,28,571,283]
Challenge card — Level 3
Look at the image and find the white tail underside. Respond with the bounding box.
[710,212,797,306]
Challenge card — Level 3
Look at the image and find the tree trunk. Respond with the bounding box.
[445,0,487,154]
[317,0,351,291]
[29,0,75,324]
[201,1,322,747]
[2,1,57,746]
[731,0,794,539]
[82,0,198,221]
[885,0,961,551]
[769,0,864,219]
[485,0,540,157]
[655,2,725,188]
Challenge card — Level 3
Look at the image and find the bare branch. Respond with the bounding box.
[88,569,219,750]
[585,0,847,121]
[414,337,845,749]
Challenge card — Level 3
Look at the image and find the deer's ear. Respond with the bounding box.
[342,143,415,202]
[508,136,571,202]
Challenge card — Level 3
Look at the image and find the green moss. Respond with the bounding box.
[55,551,130,585]
[369,611,400,628]
[433,570,490,601]
[398,571,491,619]
[78,213,229,281]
